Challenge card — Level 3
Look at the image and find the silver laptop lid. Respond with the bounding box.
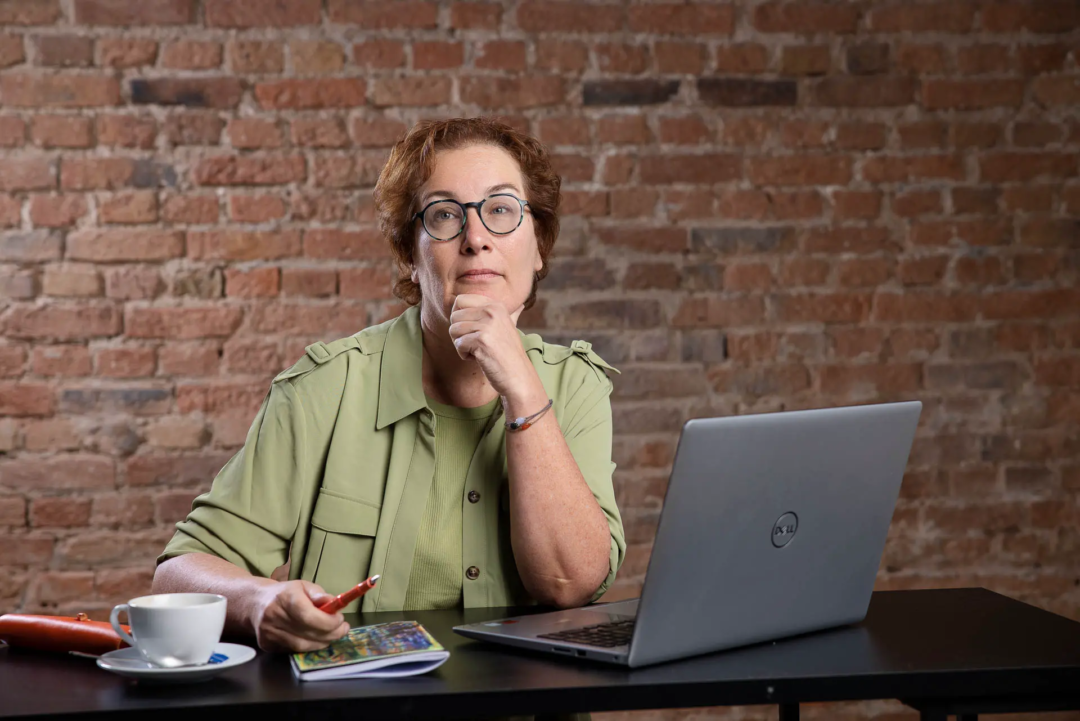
[627,401,921,667]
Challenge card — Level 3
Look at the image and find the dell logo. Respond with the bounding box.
[771,512,798,548]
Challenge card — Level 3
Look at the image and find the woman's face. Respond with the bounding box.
[412,144,543,323]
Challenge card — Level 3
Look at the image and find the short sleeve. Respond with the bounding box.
[156,379,312,578]
[561,366,625,603]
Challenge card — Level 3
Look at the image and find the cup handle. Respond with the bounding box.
[110,604,136,648]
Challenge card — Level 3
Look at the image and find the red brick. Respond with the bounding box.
[832,190,882,220]
[898,255,949,286]
[226,118,282,149]
[775,292,872,323]
[95,347,156,378]
[30,498,91,528]
[814,77,916,106]
[872,292,978,322]
[952,187,999,215]
[162,194,218,224]
[780,120,829,148]
[0,496,26,526]
[623,263,680,290]
[158,342,221,376]
[955,256,1005,285]
[0,345,25,376]
[780,45,830,75]
[352,39,405,68]
[657,116,710,145]
[291,118,349,148]
[451,2,501,29]
[311,155,383,189]
[594,226,687,253]
[709,364,810,396]
[74,0,194,25]
[715,44,769,73]
[303,228,388,260]
[228,40,284,73]
[672,296,765,327]
[2,455,114,490]
[836,122,888,150]
[892,189,943,217]
[0,535,54,565]
[724,119,771,148]
[228,195,286,223]
[0,0,60,25]
[224,267,280,298]
[205,0,319,26]
[1017,43,1070,73]
[95,567,155,599]
[629,3,733,34]
[1,74,119,107]
[910,220,1010,247]
[0,157,54,191]
[99,191,158,225]
[67,229,183,262]
[715,190,767,220]
[748,156,851,186]
[6,305,121,340]
[923,79,1026,110]
[1033,76,1080,107]
[979,152,1077,182]
[350,117,407,147]
[289,40,345,74]
[654,42,705,74]
[192,155,305,186]
[254,79,366,109]
[835,258,892,287]
[535,40,587,73]
[819,363,922,396]
[957,44,1011,74]
[96,114,157,148]
[896,43,947,73]
[163,112,224,145]
[517,1,623,32]
[754,2,860,33]
[98,38,158,67]
[863,155,965,182]
[0,116,25,146]
[30,345,91,376]
[0,229,61,261]
[42,264,101,297]
[59,158,133,190]
[0,34,24,68]
[338,266,394,299]
[1002,186,1053,214]
[0,381,54,415]
[869,3,975,32]
[329,0,438,27]
[161,40,222,70]
[640,154,742,184]
[982,2,1080,32]
[459,76,563,108]
[596,115,651,145]
[187,230,300,261]
[31,115,92,148]
[125,307,243,339]
[724,262,773,291]
[605,188,651,218]
[0,195,20,228]
[28,194,87,228]
[412,40,464,70]
[771,190,822,220]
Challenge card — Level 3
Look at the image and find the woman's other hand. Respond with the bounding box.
[448,293,536,400]
[249,580,350,653]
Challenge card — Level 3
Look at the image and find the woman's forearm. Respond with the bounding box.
[152,553,278,636]
[504,383,612,608]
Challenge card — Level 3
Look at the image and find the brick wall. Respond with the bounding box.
[0,1,1078,718]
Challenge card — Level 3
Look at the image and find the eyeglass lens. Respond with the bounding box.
[422,196,522,240]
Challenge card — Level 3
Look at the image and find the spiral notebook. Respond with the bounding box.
[290,621,449,681]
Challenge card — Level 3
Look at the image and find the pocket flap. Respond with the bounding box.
[310,490,380,535]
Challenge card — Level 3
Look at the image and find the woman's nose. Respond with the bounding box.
[461,208,493,251]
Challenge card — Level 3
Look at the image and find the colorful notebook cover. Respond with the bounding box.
[290,621,449,681]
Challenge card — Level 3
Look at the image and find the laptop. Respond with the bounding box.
[454,401,922,667]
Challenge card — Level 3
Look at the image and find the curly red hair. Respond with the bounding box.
[373,117,561,310]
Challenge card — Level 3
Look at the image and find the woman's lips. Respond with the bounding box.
[459,270,501,280]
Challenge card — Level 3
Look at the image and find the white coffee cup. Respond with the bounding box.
[110,593,227,668]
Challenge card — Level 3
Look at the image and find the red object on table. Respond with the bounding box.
[317,575,379,614]
[0,613,131,655]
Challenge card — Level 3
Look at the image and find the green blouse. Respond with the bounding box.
[157,305,626,612]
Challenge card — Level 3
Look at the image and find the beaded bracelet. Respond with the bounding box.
[505,398,554,432]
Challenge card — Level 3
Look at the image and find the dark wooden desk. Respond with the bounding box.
[2,589,1079,721]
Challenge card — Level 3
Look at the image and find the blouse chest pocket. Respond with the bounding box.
[301,489,381,611]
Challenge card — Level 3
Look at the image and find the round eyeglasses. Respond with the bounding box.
[413,194,530,242]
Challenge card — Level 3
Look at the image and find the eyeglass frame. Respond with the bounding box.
[412,193,531,242]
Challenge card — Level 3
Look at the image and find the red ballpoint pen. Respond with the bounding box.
[318,575,380,614]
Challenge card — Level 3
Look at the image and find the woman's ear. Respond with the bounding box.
[410,265,418,284]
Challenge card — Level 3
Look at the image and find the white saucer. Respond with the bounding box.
[97,642,256,683]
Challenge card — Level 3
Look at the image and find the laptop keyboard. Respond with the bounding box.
[537,618,635,648]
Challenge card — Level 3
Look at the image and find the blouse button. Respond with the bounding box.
[468,490,480,503]
[466,566,480,580]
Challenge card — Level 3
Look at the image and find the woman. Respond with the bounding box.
[153,117,625,654]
